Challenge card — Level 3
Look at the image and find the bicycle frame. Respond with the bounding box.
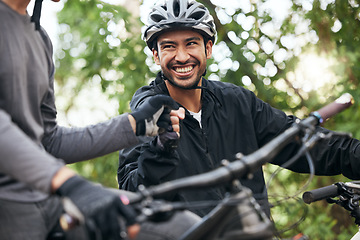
[178,187,274,240]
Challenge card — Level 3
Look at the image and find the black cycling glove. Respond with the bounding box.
[156,131,179,152]
[56,176,137,240]
[130,95,178,136]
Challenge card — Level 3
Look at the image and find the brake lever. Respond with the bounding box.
[301,129,352,152]
[326,131,352,139]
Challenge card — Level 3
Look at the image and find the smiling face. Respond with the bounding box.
[153,29,213,89]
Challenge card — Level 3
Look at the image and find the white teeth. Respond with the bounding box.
[175,66,193,73]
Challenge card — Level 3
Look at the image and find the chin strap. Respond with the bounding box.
[31,0,44,31]
[160,71,222,108]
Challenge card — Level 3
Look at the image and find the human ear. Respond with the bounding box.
[153,49,160,65]
[205,40,213,59]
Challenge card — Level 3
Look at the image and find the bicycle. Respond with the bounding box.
[125,93,354,240]
[62,93,354,239]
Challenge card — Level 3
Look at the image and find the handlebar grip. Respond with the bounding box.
[313,93,354,123]
[302,184,339,204]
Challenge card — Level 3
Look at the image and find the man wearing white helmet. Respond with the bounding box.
[0,0,200,239]
[118,0,360,218]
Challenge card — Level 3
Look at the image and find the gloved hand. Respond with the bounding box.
[156,131,179,152]
[130,95,178,136]
[56,176,137,240]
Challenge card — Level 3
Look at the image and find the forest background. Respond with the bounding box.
[47,0,360,239]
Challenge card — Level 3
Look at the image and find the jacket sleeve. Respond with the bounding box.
[39,56,139,163]
[249,90,360,179]
[40,71,139,164]
[118,136,180,191]
[42,113,139,164]
[281,126,360,179]
[0,109,65,194]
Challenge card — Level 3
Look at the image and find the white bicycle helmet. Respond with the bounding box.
[143,0,217,49]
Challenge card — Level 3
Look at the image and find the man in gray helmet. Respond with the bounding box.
[118,0,360,218]
[0,0,200,239]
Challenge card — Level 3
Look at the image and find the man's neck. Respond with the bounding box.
[2,0,30,14]
[166,82,202,113]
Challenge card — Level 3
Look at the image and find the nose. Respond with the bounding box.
[175,46,190,63]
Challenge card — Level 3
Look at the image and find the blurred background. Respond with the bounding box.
[30,0,360,239]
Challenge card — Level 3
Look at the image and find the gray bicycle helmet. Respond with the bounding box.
[143,0,217,49]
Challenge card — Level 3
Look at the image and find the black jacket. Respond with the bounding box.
[118,73,360,217]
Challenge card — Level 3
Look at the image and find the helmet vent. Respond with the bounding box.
[173,0,180,17]
[189,11,205,20]
[151,13,166,23]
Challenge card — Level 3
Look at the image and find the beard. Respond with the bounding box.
[162,60,206,90]
[164,74,202,90]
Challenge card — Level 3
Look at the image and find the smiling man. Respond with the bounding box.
[156,32,211,89]
[154,30,212,113]
[118,0,360,219]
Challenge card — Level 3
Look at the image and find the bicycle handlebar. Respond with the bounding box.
[60,93,354,230]
[302,184,339,204]
[130,93,354,203]
[303,181,360,204]
[314,93,354,123]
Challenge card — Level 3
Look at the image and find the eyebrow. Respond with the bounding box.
[185,37,201,42]
[159,40,176,46]
[159,37,202,46]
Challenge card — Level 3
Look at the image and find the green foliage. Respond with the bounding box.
[56,0,150,114]
[55,0,360,238]
[68,152,120,188]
